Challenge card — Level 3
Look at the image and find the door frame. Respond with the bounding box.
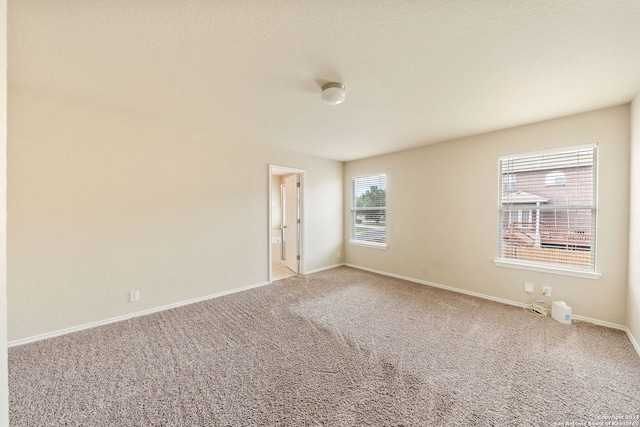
[269,164,305,283]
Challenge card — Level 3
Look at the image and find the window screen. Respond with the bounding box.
[498,147,596,270]
[351,174,386,246]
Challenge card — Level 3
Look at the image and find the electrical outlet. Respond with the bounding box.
[129,290,140,302]
[542,286,552,297]
[421,264,428,273]
[524,282,534,293]
[337,251,341,259]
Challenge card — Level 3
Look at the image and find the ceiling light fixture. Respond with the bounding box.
[321,82,346,105]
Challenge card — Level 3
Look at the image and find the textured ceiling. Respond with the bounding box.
[8,1,640,161]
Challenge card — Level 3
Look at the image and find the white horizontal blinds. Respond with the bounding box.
[352,174,386,244]
[499,147,596,270]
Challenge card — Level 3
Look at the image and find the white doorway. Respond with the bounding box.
[269,165,305,283]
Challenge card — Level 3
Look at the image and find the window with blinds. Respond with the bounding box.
[351,174,386,246]
[498,146,597,271]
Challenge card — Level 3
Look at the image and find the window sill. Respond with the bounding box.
[493,259,601,279]
[349,240,387,250]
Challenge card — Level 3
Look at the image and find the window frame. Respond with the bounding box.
[349,174,387,249]
[493,145,600,279]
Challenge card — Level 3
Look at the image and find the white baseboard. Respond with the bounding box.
[11,263,640,359]
[10,262,348,347]
[624,327,640,357]
[305,263,345,275]
[345,263,638,357]
[8,280,270,348]
[345,263,531,310]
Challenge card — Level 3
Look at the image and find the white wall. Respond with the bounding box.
[345,105,630,325]
[1,0,9,422]
[629,94,640,346]
[7,86,343,342]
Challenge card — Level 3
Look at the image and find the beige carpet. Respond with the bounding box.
[9,266,640,426]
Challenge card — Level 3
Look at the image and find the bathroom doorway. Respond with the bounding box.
[269,165,305,282]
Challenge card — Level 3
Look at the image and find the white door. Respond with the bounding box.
[283,174,299,273]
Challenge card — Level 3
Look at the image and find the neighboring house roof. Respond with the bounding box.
[503,191,550,204]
